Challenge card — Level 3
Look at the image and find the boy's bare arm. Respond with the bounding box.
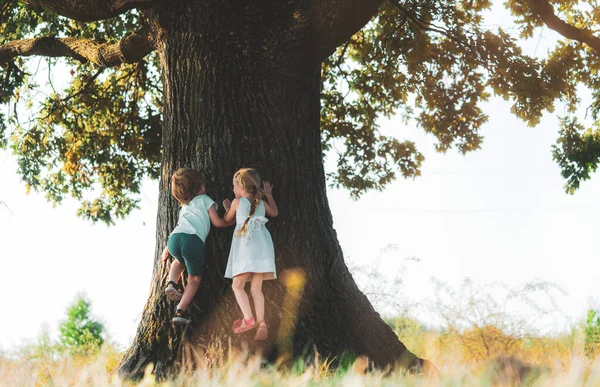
[208,205,234,227]
[161,246,170,261]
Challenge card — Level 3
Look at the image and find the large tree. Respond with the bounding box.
[1,0,599,379]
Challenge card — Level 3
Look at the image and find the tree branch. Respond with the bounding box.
[20,0,144,22]
[529,0,600,52]
[40,67,105,121]
[309,0,384,63]
[0,32,155,67]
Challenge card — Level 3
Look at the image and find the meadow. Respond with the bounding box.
[2,295,599,386]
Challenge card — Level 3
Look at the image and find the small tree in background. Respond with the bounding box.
[58,294,104,356]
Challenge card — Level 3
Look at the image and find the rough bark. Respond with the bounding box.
[0,32,155,66]
[118,0,432,379]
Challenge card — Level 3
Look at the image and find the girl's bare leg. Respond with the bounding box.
[232,273,253,320]
[250,273,265,322]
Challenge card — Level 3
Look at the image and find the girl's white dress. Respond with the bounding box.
[225,197,276,280]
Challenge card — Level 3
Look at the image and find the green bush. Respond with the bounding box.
[58,294,104,355]
[585,309,600,360]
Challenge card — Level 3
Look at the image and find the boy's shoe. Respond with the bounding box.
[172,308,191,325]
[165,280,183,302]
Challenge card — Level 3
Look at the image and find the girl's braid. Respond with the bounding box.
[235,187,265,237]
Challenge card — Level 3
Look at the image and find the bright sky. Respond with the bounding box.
[1,1,599,352]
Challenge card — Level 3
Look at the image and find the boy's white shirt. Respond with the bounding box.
[171,194,217,242]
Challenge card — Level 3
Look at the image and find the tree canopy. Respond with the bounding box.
[1,0,599,224]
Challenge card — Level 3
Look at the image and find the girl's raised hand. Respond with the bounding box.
[263,181,273,195]
[222,199,232,210]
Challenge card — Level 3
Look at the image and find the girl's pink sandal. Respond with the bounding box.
[254,320,268,341]
[233,317,256,334]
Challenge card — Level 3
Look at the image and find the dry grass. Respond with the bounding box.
[2,327,600,387]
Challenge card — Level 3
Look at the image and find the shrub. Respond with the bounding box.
[585,309,600,360]
[58,294,104,355]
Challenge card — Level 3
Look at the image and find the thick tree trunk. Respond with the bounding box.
[119,1,428,379]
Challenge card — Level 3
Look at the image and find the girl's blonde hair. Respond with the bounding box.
[171,168,205,205]
[234,168,265,236]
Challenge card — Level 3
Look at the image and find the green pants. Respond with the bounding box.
[167,233,205,276]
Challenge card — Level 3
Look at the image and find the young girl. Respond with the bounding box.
[222,168,278,340]
[161,168,231,325]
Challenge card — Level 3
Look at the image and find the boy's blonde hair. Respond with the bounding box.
[171,168,205,205]
[234,168,265,236]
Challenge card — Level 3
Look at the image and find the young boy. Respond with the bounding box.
[161,168,231,325]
